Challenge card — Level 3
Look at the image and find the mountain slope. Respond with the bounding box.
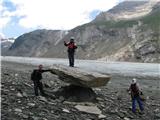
[44,1,160,62]
[5,29,68,57]
[4,1,160,63]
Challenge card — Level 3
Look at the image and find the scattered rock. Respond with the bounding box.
[15,73,18,76]
[16,92,23,97]
[155,113,160,119]
[32,116,40,120]
[27,103,35,107]
[154,108,159,113]
[22,114,29,119]
[118,112,125,118]
[124,117,130,120]
[62,108,70,113]
[14,108,22,113]
[22,92,28,97]
[98,114,106,119]
[75,105,102,115]
[1,62,160,120]
[38,96,48,102]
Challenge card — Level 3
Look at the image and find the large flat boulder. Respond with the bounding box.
[50,64,111,87]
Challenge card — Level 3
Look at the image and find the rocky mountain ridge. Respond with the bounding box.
[93,0,158,22]
[3,1,160,63]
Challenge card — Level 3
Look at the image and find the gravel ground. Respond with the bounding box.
[1,61,160,120]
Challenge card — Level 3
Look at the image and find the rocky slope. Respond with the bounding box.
[4,1,160,63]
[93,0,158,21]
[1,61,160,120]
[5,29,68,57]
[1,37,15,55]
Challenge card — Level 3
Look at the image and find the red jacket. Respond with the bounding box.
[64,41,77,53]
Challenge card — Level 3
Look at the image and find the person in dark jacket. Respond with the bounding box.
[64,37,77,67]
[128,78,144,113]
[31,64,51,96]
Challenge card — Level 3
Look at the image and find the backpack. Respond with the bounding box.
[131,83,139,97]
[31,70,42,81]
[31,70,36,81]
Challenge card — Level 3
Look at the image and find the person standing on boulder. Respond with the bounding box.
[128,78,144,113]
[64,37,77,67]
[31,64,51,96]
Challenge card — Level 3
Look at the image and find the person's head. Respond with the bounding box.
[70,37,74,42]
[131,78,137,84]
[38,64,43,70]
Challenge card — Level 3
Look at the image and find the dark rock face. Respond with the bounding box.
[5,29,67,57]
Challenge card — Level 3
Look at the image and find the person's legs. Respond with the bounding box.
[70,53,74,67]
[33,81,39,96]
[132,97,136,113]
[137,96,144,111]
[68,53,72,66]
[38,81,45,96]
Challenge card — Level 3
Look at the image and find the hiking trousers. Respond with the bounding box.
[33,80,45,96]
[132,96,144,113]
[68,52,75,67]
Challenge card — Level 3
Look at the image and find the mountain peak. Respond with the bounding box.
[93,0,160,22]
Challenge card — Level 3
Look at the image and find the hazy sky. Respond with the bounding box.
[0,0,125,38]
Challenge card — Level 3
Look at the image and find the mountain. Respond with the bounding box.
[1,37,15,55]
[5,29,68,57]
[4,1,160,63]
[93,0,158,21]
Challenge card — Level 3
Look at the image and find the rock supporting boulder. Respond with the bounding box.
[50,64,111,88]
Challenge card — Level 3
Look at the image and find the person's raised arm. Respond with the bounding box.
[64,41,68,46]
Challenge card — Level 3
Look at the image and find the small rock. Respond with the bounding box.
[98,114,106,119]
[16,92,23,97]
[117,96,122,100]
[22,92,28,97]
[48,101,56,105]
[15,74,18,76]
[118,112,125,118]
[155,113,160,119]
[14,108,22,113]
[32,116,39,120]
[75,105,102,115]
[146,96,149,100]
[10,88,15,91]
[38,96,47,102]
[62,108,70,113]
[59,96,65,101]
[1,98,5,101]
[27,103,35,107]
[51,110,54,113]
[43,118,48,120]
[22,114,29,119]
[124,117,130,120]
[154,108,159,113]
[96,97,103,101]
[93,88,101,91]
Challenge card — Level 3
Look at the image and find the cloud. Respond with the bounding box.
[5,0,119,30]
[0,0,16,31]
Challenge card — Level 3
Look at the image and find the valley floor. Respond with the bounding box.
[1,61,160,120]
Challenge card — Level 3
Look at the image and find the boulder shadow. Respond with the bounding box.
[54,85,97,102]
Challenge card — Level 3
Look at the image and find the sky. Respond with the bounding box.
[0,0,125,38]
